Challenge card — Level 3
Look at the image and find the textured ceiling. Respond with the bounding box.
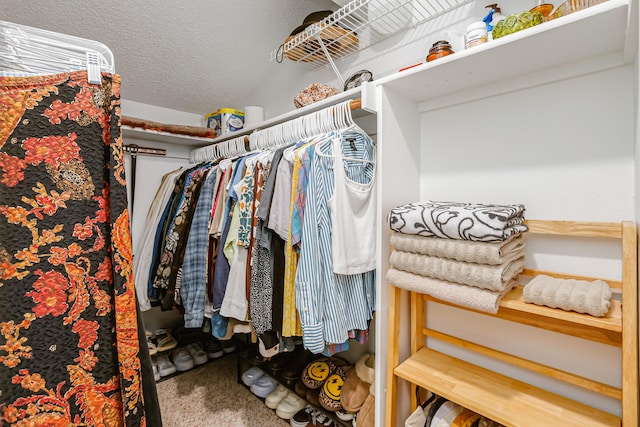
[3,0,338,115]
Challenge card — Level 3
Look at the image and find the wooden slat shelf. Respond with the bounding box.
[394,347,620,427]
[423,284,622,347]
[386,220,638,426]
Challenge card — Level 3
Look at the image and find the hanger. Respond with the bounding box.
[0,20,114,84]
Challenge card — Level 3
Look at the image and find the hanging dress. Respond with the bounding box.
[0,71,147,426]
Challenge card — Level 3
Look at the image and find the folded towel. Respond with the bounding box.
[390,232,525,265]
[386,268,516,313]
[389,250,525,292]
[387,201,528,242]
[523,274,612,317]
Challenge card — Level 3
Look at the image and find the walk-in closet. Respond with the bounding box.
[2,1,639,426]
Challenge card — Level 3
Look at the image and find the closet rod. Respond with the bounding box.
[210,97,362,146]
[121,98,362,144]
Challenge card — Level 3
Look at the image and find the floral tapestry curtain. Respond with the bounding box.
[0,70,147,426]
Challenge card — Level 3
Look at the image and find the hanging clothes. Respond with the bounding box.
[0,71,148,426]
[181,167,218,327]
[295,131,376,354]
[134,167,184,311]
[328,131,377,274]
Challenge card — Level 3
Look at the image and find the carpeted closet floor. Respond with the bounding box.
[156,354,289,427]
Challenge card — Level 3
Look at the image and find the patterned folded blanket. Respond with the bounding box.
[523,275,612,317]
[387,201,528,242]
[390,232,525,265]
[386,268,515,314]
[389,250,524,292]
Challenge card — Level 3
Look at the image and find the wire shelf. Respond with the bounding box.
[271,0,474,70]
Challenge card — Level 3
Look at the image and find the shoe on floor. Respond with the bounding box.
[155,328,178,352]
[241,366,265,386]
[290,406,315,427]
[186,342,208,365]
[146,330,157,356]
[250,375,278,398]
[220,338,236,354]
[173,347,195,372]
[335,409,354,421]
[276,393,307,420]
[155,354,176,377]
[203,336,224,359]
[265,385,290,409]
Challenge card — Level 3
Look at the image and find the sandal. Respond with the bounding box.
[154,328,177,352]
[146,330,157,356]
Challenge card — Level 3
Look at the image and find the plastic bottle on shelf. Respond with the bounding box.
[465,22,488,49]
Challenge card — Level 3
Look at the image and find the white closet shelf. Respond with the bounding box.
[122,87,369,148]
[121,126,216,146]
[375,0,633,111]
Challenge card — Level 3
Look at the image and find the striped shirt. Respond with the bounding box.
[295,132,376,353]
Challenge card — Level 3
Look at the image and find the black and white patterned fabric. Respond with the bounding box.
[387,201,527,242]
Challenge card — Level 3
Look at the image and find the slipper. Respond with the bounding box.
[154,328,177,352]
[145,330,157,356]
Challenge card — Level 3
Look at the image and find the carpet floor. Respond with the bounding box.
[156,355,290,427]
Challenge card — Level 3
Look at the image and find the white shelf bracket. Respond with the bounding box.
[315,34,345,86]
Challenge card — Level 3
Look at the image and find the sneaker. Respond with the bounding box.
[335,410,354,421]
[220,338,236,354]
[290,406,315,427]
[250,375,278,398]
[309,411,337,427]
[186,342,208,365]
[172,347,195,372]
[203,336,224,359]
[155,354,176,377]
[276,393,307,420]
[265,384,290,409]
[241,366,265,386]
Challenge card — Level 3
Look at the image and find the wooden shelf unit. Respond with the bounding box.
[385,220,638,427]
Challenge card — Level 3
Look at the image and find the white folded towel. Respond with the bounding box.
[390,232,525,265]
[523,274,612,317]
[390,250,525,292]
[386,268,516,314]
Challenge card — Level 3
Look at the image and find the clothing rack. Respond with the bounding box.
[190,98,363,164]
[0,20,114,84]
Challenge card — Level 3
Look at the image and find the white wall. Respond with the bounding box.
[254,0,534,118]
[122,99,204,127]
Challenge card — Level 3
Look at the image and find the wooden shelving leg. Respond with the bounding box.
[386,286,402,427]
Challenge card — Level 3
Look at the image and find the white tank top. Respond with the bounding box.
[328,133,376,275]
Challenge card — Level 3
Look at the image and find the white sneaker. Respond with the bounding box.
[186,342,208,365]
[173,347,195,372]
[276,393,307,420]
[265,384,290,409]
[155,354,176,377]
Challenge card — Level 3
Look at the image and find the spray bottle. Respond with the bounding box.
[483,4,506,41]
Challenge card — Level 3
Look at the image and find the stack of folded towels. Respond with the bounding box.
[386,201,528,314]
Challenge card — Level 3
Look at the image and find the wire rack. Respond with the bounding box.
[271,0,474,71]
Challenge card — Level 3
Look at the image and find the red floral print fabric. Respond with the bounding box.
[0,71,146,426]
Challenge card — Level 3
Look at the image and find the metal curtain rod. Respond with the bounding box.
[122,144,167,156]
